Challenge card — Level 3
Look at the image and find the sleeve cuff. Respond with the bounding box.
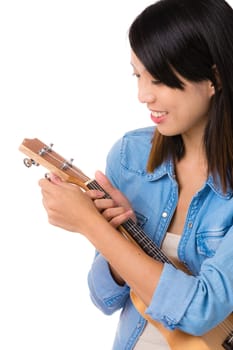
[145,263,197,329]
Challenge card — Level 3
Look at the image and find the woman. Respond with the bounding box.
[39,0,233,349]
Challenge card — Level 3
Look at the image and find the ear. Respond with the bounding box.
[212,65,222,91]
[209,81,215,97]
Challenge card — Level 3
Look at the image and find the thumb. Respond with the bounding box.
[95,170,128,208]
[95,170,114,195]
[49,173,63,184]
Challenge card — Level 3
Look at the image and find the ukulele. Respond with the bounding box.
[19,137,233,350]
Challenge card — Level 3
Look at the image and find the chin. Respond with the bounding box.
[157,126,179,137]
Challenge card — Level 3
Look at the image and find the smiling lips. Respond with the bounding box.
[150,111,168,124]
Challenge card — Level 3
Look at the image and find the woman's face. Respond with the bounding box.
[131,51,215,139]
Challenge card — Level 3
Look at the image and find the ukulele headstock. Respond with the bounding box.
[19,138,90,189]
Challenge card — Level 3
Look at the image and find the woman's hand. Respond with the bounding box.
[39,172,163,301]
[38,173,102,234]
[38,171,135,233]
[87,170,136,228]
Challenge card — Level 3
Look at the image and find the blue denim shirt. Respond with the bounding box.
[87,126,233,350]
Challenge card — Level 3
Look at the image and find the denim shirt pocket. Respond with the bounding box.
[196,226,230,257]
[135,211,148,229]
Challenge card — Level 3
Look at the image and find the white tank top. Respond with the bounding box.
[133,232,180,350]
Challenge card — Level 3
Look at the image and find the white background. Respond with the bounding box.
[0,1,232,349]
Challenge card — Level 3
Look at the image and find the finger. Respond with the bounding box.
[38,177,48,187]
[102,206,137,224]
[95,170,131,208]
[95,170,116,196]
[49,173,63,184]
[86,190,105,200]
[38,174,62,188]
[38,178,56,193]
[94,198,116,211]
[102,207,130,221]
[109,209,134,228]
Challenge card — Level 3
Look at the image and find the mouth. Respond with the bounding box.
[150,111,168,124]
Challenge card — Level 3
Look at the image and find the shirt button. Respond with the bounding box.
[188,222,193,228]
[162,212,168,218]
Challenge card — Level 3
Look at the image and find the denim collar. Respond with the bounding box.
[145,158,233,199]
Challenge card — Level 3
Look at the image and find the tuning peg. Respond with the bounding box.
[39,143,54,156]
[23,158,39,168]
[61,158,74,170]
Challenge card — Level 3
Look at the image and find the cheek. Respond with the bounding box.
[193,84,213,110]
[194,95,212,118]
[182,88,212,118]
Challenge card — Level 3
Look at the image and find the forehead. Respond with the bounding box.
[130,50,147,73]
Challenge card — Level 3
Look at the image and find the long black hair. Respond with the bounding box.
[129,0,233,191]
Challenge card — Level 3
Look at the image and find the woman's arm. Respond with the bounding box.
[39,172,164,307]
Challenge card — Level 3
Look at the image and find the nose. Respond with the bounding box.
[138,80,156,104]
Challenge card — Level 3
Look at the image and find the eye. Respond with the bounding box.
[132,72,140,79]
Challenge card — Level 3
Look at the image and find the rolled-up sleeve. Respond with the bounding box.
[88,253,130,315]
[145,229,233,335]
[146,264,197,330]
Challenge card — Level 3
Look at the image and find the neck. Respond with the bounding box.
[181,131,206,164]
